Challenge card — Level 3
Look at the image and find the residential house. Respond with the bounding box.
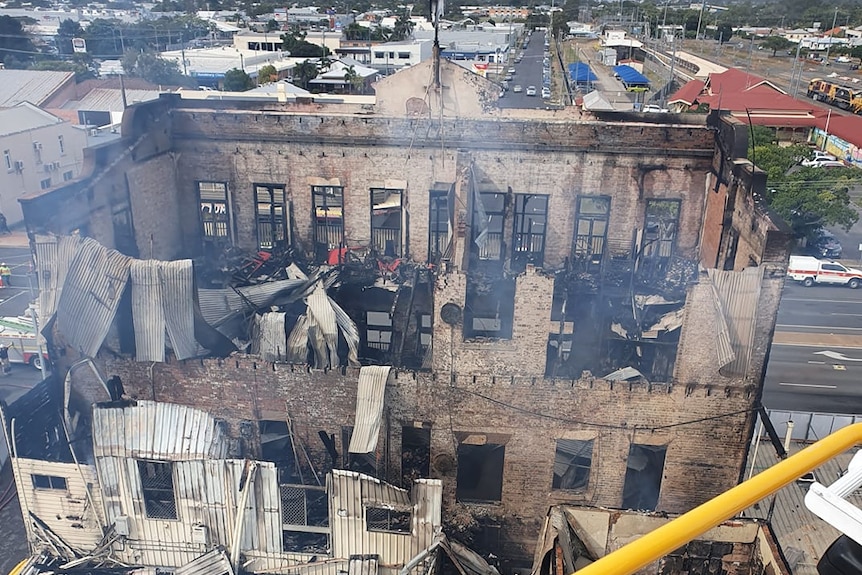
[369,40,433,72]
[16,56,792,572]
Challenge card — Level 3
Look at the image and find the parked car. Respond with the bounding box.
[526,85,537,96]
[808,230,843,259]
[804,159,846,168]
[788,255,860,288]
[801,151,837,166]
[513,84,523,93]
[642,104,669,113]
[508,68,516,75]
[541,87,551,99]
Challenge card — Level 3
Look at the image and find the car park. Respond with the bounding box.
[526,85,537,96]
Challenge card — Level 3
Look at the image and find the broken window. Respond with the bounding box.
[622,444,667,511]
[573,196,610,267]
[281,483,330,553]
[428,189,450,262]
[112,176,138,258]
[137,460,178,520]
[199,182,232,245]
[31,474,67,490]
[366,506,412,533]
[512,194,548,270]
[643,199,680,259]
[259,420,300,482]
[342,426,378,476]
[463,277,515,340]
[402,425,431,485]
[366,310,392,352]
[473,192,505,261]
[255,184,289,251]
[370,188,403,257]
[456,438,505,502]
[312,185,344,263]
[552,439,593,491]
[416,314,432,359]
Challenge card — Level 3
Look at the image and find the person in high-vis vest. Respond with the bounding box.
[0,263,11,287]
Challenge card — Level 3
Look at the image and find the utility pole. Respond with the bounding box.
[694,0,706,41]
[823,7,838,66]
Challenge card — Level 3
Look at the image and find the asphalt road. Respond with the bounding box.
[498,30,552,110]
[763,281,862,413]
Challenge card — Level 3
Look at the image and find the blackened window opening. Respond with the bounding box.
[370,188,403,257]
[342,426,378,476]
[255,184,289,251]
[281,484,330,553]
[552,439,593,491]
[463,275,515,340]
[312,185,344,263]
[366,506,412,533]
[366,310,393,352]
[199,182,231,244]
[622,444,667,511]
[260,420,301,483]
[643,199,680,259]
[456,442,505,502]
[428,190,450,262]
[472,192,505,261]
[137,460,178,520]
[573,196,611,269]
[401,425,431,486]
[512,194,548,270]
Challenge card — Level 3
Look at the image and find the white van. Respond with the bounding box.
[0,315,48,369]
[787,255,862,288]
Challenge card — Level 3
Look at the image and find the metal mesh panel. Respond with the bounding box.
[281,484,328,527]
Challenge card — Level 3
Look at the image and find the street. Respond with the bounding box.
[498,30,552,110]
[763,282,862,413]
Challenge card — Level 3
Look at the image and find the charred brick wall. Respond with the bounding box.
[99,356,753,563]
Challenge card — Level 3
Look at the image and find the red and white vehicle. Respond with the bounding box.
[788,255,862,289]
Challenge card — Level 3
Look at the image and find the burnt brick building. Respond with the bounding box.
[15,59,793,571]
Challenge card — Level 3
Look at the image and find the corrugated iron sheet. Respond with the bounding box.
[708,267,763,376]
[286,313,310,363]
[253,312,287,362]
[55,237,132,357]
[308,283,339,368]
[35,234,82,321]
[92,400,227,460]
[131,260,165,362]
[349,366,391,454]
[162,260,197,359]
[198,280,306,327]
[348,555,379,575]
[175,548,234,575]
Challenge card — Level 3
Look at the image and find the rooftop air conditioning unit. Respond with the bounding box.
[33,142,42,151]
[13,160,23,172]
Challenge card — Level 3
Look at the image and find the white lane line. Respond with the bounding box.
[783,298,862,304]
[777,324,862,331]
[831,313,862,317]
[778,382,837,389]
[808,361,826,364]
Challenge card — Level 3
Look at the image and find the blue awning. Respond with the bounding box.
[613,65,649,87]
[568,62,597,83]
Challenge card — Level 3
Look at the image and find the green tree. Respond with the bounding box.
[293,59,319,90]
[122,50,192,86]
[760,36,793,57]
[752,142,860,240]
[223,67,254,91]
[343,64,365,93]
[713,24,733,44]
[56,19,84,55]
[266,19,280,32]
[0,15,35,67]
[390,13,414,41]
[30,56,95,81]
[851,45,862,67]
[257,63,277,84]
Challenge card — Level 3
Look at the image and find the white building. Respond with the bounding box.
[160,46,299,87]
[370,39,433,71]
[0,103,88,226]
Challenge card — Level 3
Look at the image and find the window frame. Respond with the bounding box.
[552,438,593,492]
[456,440,506,503]
[512,193,549,268]
[472,192,506,261]
[137,459,179,521]
[40,177,51,190]
[31,474,68,490]
[3,150,10,171]
[58,134,65,155]
[312,185,345,262]
[573,195,611,265]
[365,506,412,533]
[369,187,403,257]
[198,181,233,245]
[642,199,681,259]
[428,189,450,261]
[254,183,289,251]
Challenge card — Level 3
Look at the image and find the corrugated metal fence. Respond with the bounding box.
[766,409,862,443]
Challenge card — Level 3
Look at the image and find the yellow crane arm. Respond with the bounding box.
[574,422,862,575]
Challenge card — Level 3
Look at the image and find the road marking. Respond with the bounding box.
[814,350,862,362]
[831,313,862,317]
[783,298,862,304]
[808,361,826,364]
[778,382,837,389]
[834,365,847,370]
[777,324,862,331]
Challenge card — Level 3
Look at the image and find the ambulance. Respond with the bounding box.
[0,314,48,369]
[787,255,862,288]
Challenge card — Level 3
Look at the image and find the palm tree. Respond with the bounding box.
[343,65,364,94]
[294,60,319,90]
